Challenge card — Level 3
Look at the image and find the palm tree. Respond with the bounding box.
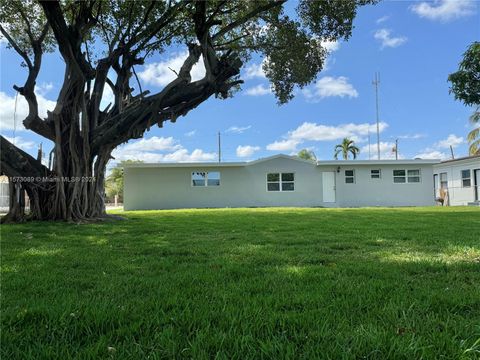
[467,108,480,155]
[297,149,317,161]
[334,138,360,160]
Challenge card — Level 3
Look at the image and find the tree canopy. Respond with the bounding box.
[448,42,480,155]
[334,138,360,160]
[297,149,316,161]
[0,0,375,222]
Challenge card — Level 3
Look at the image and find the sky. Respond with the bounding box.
[1,0,479,166]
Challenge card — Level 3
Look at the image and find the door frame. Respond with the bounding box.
[474,168,480,202]
[322,171,336,203]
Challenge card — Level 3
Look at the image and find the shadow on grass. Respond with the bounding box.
[1,207,480,359]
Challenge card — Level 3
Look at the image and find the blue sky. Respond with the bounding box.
[1,0,479,165]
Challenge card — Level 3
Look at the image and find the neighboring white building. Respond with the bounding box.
[433,155,480,206]
[124,154,440,210]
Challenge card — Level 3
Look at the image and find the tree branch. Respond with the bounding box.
[0,24,33,69]
[212,1,286,40]
[0,136,50,178]
[39,0,95,80]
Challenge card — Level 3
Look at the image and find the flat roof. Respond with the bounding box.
[123,161,246,168]
[317,159,440,166]
[123,154,440,168]
[436,154,480,165]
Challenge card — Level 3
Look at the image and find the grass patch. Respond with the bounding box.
[1,207,480,359]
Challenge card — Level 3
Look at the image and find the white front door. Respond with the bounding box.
[322,172,336,203]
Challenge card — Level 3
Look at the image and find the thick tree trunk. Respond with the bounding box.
[1,166,108,223]
[1,111,110,223]
[1,1,245,223]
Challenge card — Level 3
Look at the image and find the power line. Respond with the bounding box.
[372,72,381,160]
[218,131,221,163]
[13,91,19,146]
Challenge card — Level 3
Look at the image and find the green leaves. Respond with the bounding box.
[297,149,317,161]
[448,42,480,155]
[0,0,54,58]
[448,42,480,108]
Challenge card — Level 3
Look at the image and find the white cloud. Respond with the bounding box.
[376,15,390,24]
[244,84,272,96]
[411,0,476,22]
[289,122,388,143]
[374,29,407,49]
[435,134,464,148]
[360,141,404,160]
[266,139,301,152]
[138,50,205,87]
[226,125,251,134]
[414,150,449,160]
[0,91,56,132]
[414,134,464,160]
[112,136,216,163]
[119,136,181,152]
[303,76,358,101]
[35,82,54,96]
[3,135,36,150]
[236,145,261,158]
[320,40,340,53]
[100,85,115,110]
[185,130,196,137]
[398,133,426,140]
[160,148,216,162]
[266,121,388,153]
[244,62,266,79]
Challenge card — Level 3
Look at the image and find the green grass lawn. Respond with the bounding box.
[1,207,480,359]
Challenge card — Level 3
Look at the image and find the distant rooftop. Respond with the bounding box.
[438,154,480,164]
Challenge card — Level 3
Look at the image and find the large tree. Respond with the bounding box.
[0,0,374,222]
[448,41,480,155]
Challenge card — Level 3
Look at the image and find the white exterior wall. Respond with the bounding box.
[124,157,324,210]
[433,157,480,206]
[329,164,435,207]
[124,156,438,210]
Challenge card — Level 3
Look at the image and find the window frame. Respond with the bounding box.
[461,169,471,188]
[407,169,421,183]
[370,169,381,179]
[191,171,221,187]
[439,172,448,189]
[393,169,422,184]
[345,169,355,184]
[266,172,295,192]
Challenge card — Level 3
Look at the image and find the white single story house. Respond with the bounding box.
[433,155,480,206]
[124,154,440,210]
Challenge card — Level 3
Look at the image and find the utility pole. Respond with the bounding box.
[218,131,221,163]
[395,138,398,160]
[368,126,371,160]
[372,72,381,160]
[450,145,455,159]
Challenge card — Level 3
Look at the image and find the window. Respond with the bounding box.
[192,172,206,186]
[192,171,220,187]
[207,172,220,186]
[440,172,448,189]
[267,172,294,192]
[282,173,295,191]
[371,169,381,179]
[461,169,471,187]
[393,170,406,183]
[394,169,421,184]
[345,170,355,184]
[407,169,421,183]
